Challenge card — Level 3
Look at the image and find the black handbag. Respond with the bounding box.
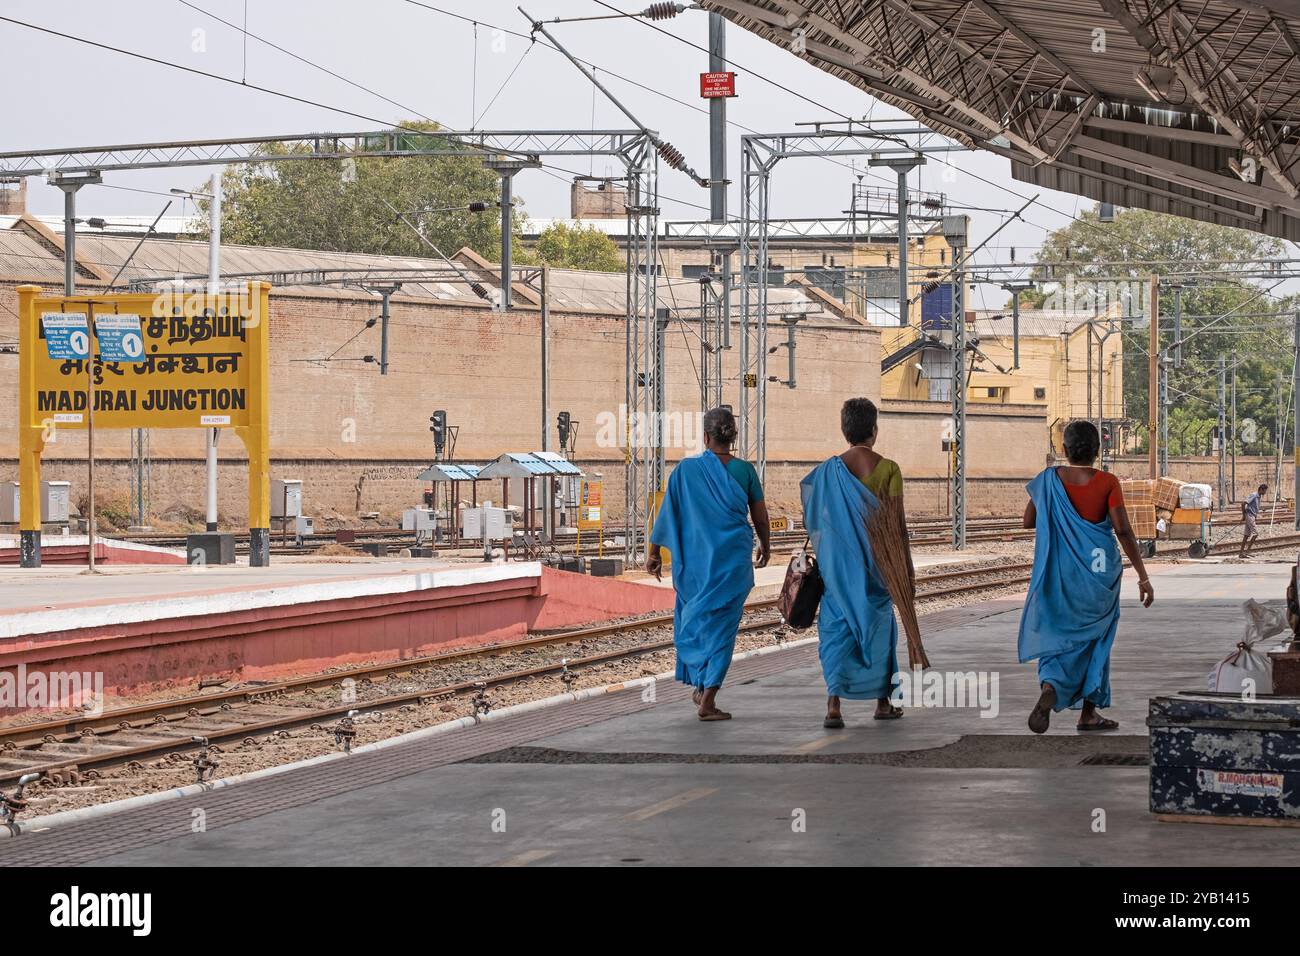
[778,539,823,629]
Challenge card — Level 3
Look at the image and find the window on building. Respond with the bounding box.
[863,297,900,327]
[742,265,784,286]
[681,264,710,279]
[921,350,952,402]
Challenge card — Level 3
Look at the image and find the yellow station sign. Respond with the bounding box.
[16,283,272,540]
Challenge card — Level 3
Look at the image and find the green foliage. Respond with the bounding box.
[187,121,522,261]
[529,221,623,272]
[1028,205,1296,455]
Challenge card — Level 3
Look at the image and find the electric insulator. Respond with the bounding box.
[643,3,684,20]
[470,282,490,300]
[657,140,686,170]
[468,201,488,212]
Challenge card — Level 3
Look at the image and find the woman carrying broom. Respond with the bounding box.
[801,398,921,728]
[1019,420,1154,734]
[647,407,770,721]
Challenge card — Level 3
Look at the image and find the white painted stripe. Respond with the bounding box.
[625,787,718,821]
[494,849,555,867]
[0,535,184,557]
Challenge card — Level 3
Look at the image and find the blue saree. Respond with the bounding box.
[650,450,755,690]
[800,456,899,700]
[1017,467,1122,711]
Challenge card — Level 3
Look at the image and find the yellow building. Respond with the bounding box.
[881,303,1125,454]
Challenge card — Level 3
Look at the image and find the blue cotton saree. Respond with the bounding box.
[650,450,755,690]
[800,456,899,700]
[1017,467,1122,711]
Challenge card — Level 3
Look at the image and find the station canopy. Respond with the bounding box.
[701,0,1300,240]
[477,453,584,480]
[416,462,483,482]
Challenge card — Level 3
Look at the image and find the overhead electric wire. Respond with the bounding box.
[175,0,436,122]
[397,0,905,193]
[0,12,534,164]
[473,40,536,129]
[1,7,714,221]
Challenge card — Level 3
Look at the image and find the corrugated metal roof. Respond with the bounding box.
[0,224,854,318]
[0,228,65,281]
[703,0,1300,241]
[531,451,583,475]
[416,463,484,481]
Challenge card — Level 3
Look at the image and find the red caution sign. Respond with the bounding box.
[700,71,736,98]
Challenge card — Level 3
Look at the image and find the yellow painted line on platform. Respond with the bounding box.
[494,849,555,867]
[625,786,718,822]
[794,736,840,753]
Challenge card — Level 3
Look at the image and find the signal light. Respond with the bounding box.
[430,410,447,454]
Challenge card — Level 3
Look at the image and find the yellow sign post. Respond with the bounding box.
[16,282,272,568]
[576,478,604,556]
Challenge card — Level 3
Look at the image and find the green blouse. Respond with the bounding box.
[859,457,903,498]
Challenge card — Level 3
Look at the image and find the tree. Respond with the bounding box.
[187,121,521,261]
[1024,205,1296,458]
[529,221,623,272]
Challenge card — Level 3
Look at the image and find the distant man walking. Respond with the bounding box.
[1239,483,1267,557]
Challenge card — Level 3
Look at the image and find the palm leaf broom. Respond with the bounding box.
[865,493,930,670]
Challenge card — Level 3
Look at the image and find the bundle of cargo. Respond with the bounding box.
[1179,482,1213,510]
[1119,477,1153,506]
[1119,478,1157,539]
[1153,476,1185,512]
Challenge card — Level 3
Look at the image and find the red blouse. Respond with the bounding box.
[1059,468,1124,522]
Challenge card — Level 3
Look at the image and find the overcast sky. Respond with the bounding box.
[6,0,1138,309]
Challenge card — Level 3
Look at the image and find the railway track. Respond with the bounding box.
[0,558,1040,789]
[117,509,1294,558]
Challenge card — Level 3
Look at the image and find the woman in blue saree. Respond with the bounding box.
[648,407,770,720]
[801,398,912,727]
[1019,420,1154,734]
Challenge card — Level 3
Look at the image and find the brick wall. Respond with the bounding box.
[0,278,1080,525]
[0,281,882,523]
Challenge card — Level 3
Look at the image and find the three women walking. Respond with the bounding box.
[1018,420,1154,733]
[648,407,770,720]
[652,406,1152,735]
[801,398,913,726]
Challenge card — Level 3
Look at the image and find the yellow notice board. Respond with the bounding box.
[577,479,603,530]
[16,283,272,540]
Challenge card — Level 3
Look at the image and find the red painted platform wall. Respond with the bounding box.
[0,567,676,709]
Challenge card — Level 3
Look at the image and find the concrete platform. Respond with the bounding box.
[0,561,673,704]
[3,560,1296,866]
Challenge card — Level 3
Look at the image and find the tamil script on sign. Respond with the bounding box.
[34,305,255,429]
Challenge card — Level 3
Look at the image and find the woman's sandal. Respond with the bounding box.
[1077,716,1119,732]
[691,689,703,706]
[823,715,845,729]
[1028,685,1057,734]
[873,705,903,720]
[698,709,732,722]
